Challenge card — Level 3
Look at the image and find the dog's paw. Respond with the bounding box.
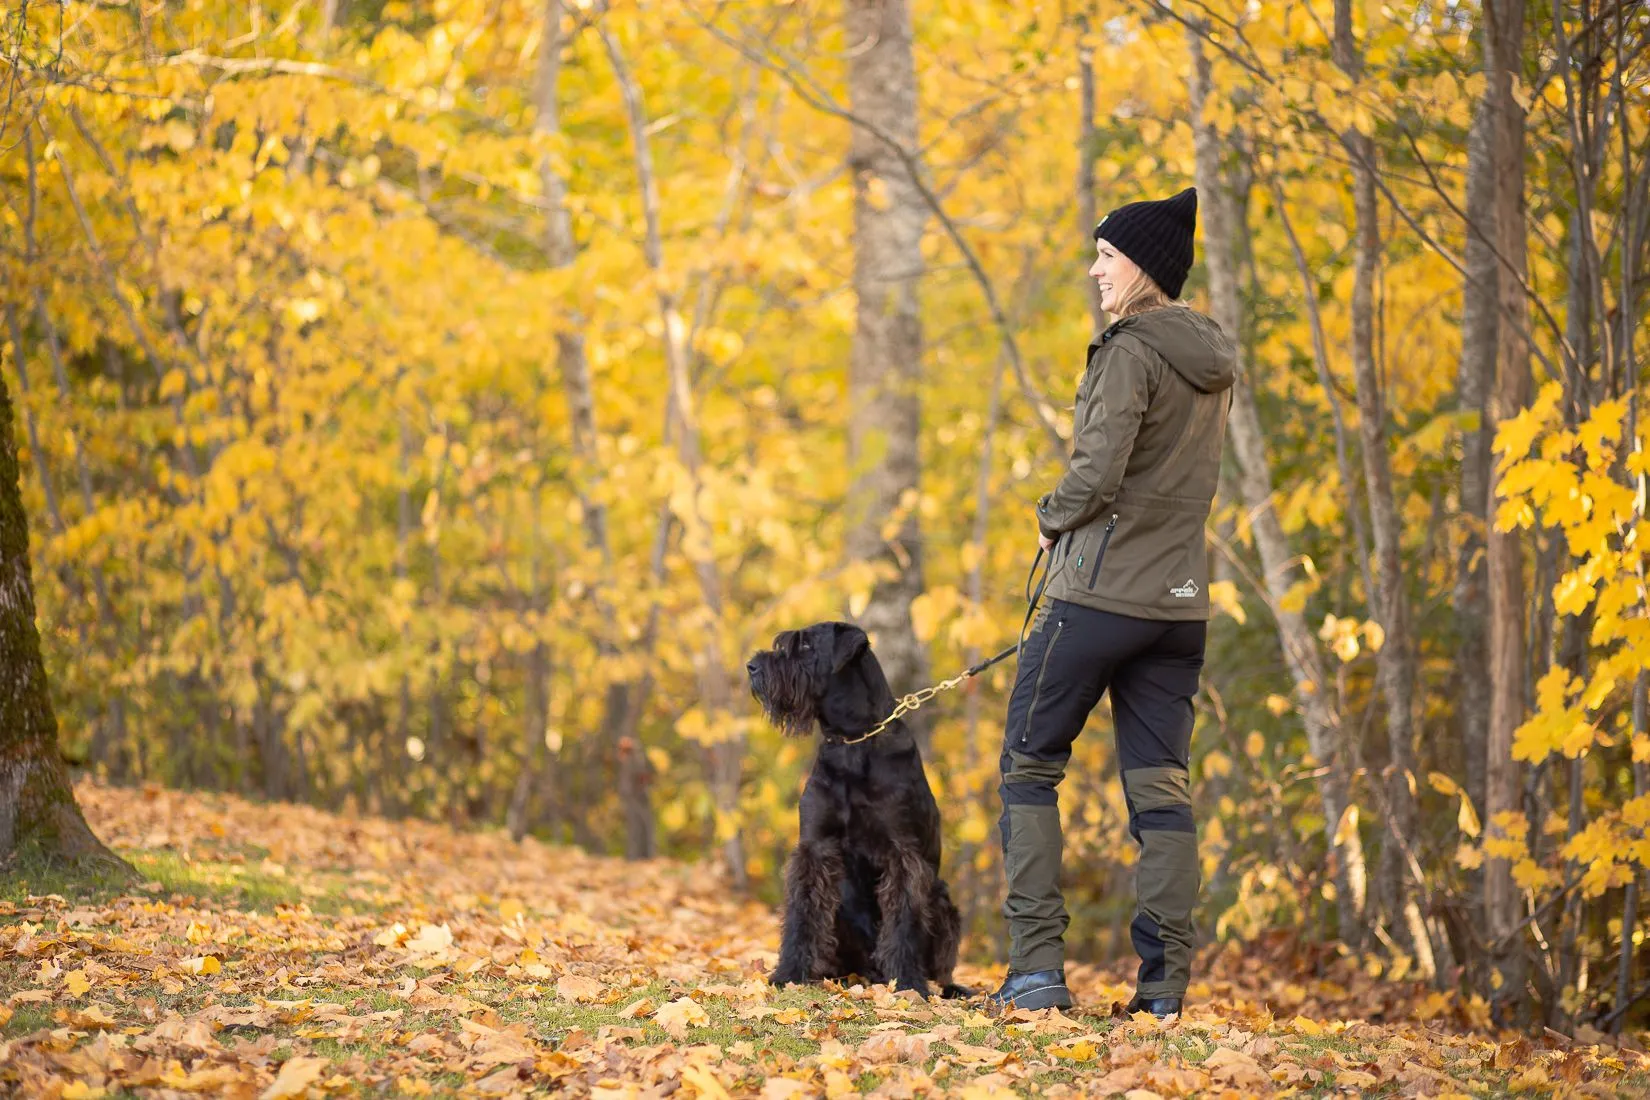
[768,968,807,988]
[893,978,930,999]
[940,982,974,1000]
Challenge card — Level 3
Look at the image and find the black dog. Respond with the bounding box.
[747,621,967,998]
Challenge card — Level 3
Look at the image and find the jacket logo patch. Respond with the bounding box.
[1170,578,1199,598]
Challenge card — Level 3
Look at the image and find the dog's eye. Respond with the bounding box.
[799,641,811,651]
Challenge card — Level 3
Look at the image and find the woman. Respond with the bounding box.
[987,187,1235,1016]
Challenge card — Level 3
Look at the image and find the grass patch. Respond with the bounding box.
[0,845,385,919]
[2,1004,57,1037]
[0,842,142,907]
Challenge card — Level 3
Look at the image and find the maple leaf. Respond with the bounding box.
[556,975,606,1003]
[1204,1047,1269,1089]
[945,1040,1014,1066]
[857,1031,931,1064]
[656,996,711,1040]
[261,1056,329,1100]
[679,1063,733,1099]
[405,923,454,954]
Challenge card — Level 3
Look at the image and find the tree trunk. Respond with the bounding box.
[1189,27,1366,946]
[599,17,742,884]
[843,0,929,742]
[0,361,124,869]
[1075,12,1104,335]
[1455,71,1498,834]
[1484,0,1531,1022]
[1331,0,1434,978]
[540,0,653,856]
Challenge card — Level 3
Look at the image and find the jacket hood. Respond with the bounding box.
[1112,307,1236,394]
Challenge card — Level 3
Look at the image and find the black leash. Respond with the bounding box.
[838,538,1063,745]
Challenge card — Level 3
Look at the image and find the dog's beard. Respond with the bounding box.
[749,655,821,738]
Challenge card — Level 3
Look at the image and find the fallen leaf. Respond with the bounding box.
[947,1040,1013,1066]
[261,1055,329,1100]
[1205,1046,1268,1089]
[657,996,711,1040]
[65,969,92,997]
[556,975,606,1003]
[617,997,655,1019]
[680,1063,732,1099]
[406,923,454,954]
[857,1031,931,1063]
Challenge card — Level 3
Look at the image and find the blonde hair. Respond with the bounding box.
[1112,270,1180,317]
[1101,244,1183,318]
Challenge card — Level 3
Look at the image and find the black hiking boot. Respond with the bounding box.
[985,969,1072,1012]
[1125,993,1183,1018]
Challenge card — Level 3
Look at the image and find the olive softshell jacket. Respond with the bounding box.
[1035,306,1236,620]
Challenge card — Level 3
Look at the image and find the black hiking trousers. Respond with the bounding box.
[997,597,1205,998]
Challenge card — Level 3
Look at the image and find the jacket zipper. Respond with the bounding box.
[1087,514,1119,589]
[1021,618,1065,746]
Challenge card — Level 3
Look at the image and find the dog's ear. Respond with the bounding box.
[830,622,869,674]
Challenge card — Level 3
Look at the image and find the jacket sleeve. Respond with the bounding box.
[1037,341,1153,538]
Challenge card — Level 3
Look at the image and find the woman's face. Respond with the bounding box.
[1089,237,1144,315]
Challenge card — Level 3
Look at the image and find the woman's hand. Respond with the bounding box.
[1038,530,1056,552]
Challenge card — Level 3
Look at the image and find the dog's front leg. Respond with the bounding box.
[873,847,933,995]
[771,840,843,986]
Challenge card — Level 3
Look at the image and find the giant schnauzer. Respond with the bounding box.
[747,621,967,998]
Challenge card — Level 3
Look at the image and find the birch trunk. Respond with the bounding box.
[599,17,743,885]
[1332,0,1434,979]
[843,0,929,741]
[539,0,653,856]
[1455,71,1498,831]
[1188,29,1366,945]
[1484,0,1532,1021]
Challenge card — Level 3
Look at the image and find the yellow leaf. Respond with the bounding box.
[680,1063,732,1100]
[617,997,655,1019]
[1207,579,1245,624]
[656,996,710,1040]
[1458,795,1482,838]
[261,1056,329,1100]
[406,923,453,954]
[499,898,525,924]
[1048,1039,1097,1060]
[556,975,606,1003]
[1428,772,1460,797]
[182,956,221,976]
[1333,803,1360,847]
[65,969,92,997]
[62,1084,108,1100]
[1205,1046,1269,1089]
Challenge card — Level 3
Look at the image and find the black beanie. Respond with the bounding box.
[1093,187,1198,299]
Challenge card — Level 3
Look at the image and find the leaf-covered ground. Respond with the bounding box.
[1,783,1644,1098]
